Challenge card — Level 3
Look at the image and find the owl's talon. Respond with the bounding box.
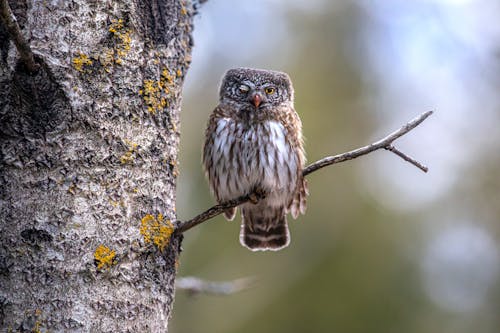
[255,187,267,199]
[249,193,259,204]
[249,187,267,204]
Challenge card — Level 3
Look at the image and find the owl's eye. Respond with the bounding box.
[265,87,276,95]
[238,84,250,94]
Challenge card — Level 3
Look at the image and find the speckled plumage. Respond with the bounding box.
[203,68,307,251]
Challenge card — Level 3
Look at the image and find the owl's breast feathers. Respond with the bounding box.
[203,105,307,211]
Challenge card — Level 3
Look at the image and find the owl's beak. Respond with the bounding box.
[252,93,262,108]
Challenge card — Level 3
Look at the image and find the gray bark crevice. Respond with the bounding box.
[0,0,193,331]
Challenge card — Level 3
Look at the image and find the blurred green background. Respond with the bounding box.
[172,0,500,332]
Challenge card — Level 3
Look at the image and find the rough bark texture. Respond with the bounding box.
[0,0,194,331]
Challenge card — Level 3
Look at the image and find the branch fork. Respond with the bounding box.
[176,111,433,234]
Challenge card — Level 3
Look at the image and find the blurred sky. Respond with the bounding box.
[172,1,500,332]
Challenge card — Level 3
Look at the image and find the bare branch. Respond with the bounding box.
[0,0,38,72]
[176,276,255,296]
[303,111,432,176]
[175,111,433,234]
[385,145,428,173]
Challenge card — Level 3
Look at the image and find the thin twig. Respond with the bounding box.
[176,276,255,296]
[385,145,428,172]
[175,111,433,234]
[303,111,432,175]
[0,0,38,72]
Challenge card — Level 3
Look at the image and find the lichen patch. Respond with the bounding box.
[94,245,116,270]
[140,213,174,252]
[139,67,179,114]
[72,52,93,72]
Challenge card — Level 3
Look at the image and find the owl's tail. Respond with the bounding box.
[240,205,289,251]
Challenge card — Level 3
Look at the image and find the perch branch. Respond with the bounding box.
[175,111,433,234]
[0,0,38,71]
[176,276,255,296]
[175,192,265,234]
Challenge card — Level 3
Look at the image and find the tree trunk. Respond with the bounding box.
[0,0,193,331]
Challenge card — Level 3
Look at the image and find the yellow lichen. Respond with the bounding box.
[180,2,187,15]
[161,68,175,85]
[67,183,76,195]
[140,213,174,252]
[72,19,132,75]
[120,151,134,164]
[94,245,116,270]
[109,199,124,208]
[140,67,178,113]
[120,140,138,164]
[109,19,131,65]
[31,309,43,333]
[72,53,93,72]
[109,18,124,33]
[33,321,41,333]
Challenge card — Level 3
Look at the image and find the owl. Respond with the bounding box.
[203,68,308,251]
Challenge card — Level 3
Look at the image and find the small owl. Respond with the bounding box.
[203,68,308,251]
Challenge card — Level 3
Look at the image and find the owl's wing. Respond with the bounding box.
[280,105,308,219]
[202,106,239,221]
[203,106,224,198]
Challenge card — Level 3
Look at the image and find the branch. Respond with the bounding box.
[176,276,255,296]
[303,111,432,175]
[0,0,38,72]
[175,192,265,234]
[175,111,433,234]
[384,145,428,173]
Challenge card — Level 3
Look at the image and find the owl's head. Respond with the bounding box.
[219,68,294,110]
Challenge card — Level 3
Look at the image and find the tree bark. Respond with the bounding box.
[0,0,193,331]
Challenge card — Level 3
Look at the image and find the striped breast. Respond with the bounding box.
[207,117,299,207]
